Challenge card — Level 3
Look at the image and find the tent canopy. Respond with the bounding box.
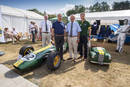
[74,10,130,20]
[0,5,43,19]
[0,5,44,35]
[71,10,130,25]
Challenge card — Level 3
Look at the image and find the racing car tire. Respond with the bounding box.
[47,52,61,70]
[19,45,34,57]
[0,51,5,56]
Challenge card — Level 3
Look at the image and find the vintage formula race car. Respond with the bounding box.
[89,47,112,65]
[13,42,68,71]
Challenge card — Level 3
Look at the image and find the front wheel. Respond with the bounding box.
[47,52,61,70]
[19,45,34,57]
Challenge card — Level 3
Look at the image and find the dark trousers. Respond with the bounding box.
[31,31,35,42]
[54,36,64,59]
[79,35,88,58]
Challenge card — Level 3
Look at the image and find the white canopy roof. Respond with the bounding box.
[74,10,130,20]
[0,5,43,19]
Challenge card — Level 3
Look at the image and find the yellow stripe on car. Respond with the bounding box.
[33,44,52,54]
[14,59,24,67]
[97,47,104,55]
[0,27,2,37]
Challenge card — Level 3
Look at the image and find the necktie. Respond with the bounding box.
[70,22,73,37]
[45,20,48,32]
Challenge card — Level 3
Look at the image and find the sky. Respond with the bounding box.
[0,0,129,14]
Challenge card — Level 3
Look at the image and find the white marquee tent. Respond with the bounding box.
[73,10,130,25]
[0,5,44,42]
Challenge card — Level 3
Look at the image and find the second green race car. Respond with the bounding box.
[89,47,112,65]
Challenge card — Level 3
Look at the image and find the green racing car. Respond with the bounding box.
[13,42,68,71]
[89,46,112,65]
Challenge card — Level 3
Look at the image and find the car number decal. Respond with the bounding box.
[97,47,104,55]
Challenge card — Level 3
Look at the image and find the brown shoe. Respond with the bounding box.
[72,58,76,63]
[83,58,87,61]
[67,58,73,60]
[77,55,83,59]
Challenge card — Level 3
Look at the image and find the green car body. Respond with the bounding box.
[89,47,112,65]
[13,43,68,71]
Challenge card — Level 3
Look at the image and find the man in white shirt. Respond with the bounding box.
[40,15,52,47]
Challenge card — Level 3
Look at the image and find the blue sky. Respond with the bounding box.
[0,0,129,14]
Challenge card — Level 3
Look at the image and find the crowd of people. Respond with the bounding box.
[29,21,38,43]
[4,13,130,62]
[33,13,91,62]
[4,27,21,44]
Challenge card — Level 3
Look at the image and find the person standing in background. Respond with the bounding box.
[52,14,65,61]
[66,15,81,62]
[29,21,36,43]
[40,15,52,47]
[91,22,99,35]
[34,22,38,41]
[115,19,130,53]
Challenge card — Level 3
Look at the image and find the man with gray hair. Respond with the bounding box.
[115,19,130,53]
[66,15,81,62]
[40,15,52,47]
[52,14,65,61]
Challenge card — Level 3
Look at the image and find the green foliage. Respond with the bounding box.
[101,2,110,11]
[112,0,130,10]
[27,8,44,16]
[89,2,110,12]
[66,5,85,16]
[48,14,56,19]
[62,17,68,24]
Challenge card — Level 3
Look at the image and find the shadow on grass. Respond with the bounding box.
[53,59,83,74]
[20,59,83,79]
[4,69,19,78]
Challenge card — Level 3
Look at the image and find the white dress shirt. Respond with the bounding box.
[12,30,18,35]
[66,21,81,36]
[40,20,52,33]
[29,24,35,32]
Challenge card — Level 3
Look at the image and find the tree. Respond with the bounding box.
[101,2,110,11]
[89,2,110,12]
[93,2,102,12]
[66,9,76,16]
[112,0,130,10]
[78,5,86,13]
[48,14,56,19]
[66,5,85,16]
[27,9,44,16]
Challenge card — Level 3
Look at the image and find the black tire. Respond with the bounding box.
[47,52,61,70]
[108,40,112,43]
[19,45,34,57]
[0,51,5,56]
